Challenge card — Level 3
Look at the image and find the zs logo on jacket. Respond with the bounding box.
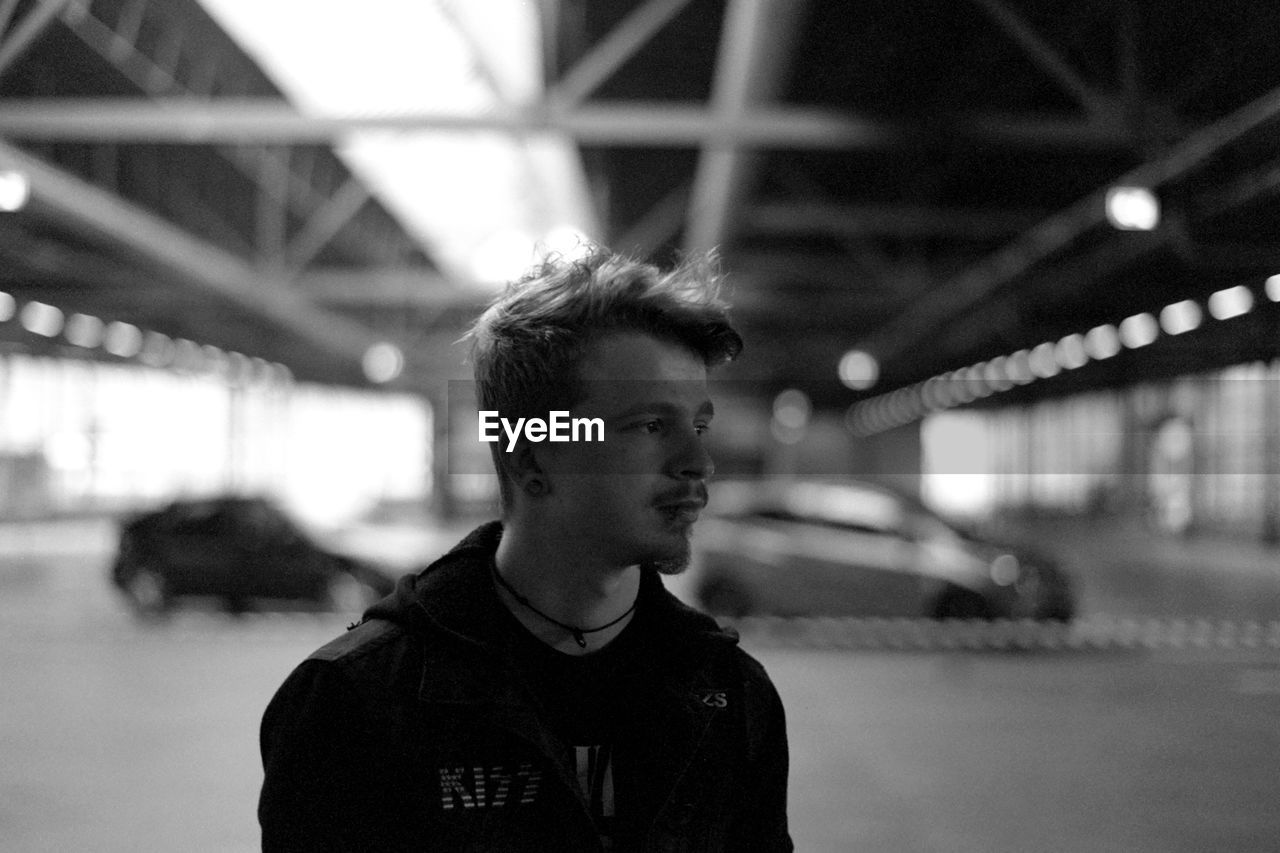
[438,763,544,810]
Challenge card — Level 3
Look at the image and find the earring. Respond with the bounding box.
[524,478,545,497]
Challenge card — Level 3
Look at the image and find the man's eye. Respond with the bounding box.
[694,422,711,435]
[641,420,663,434]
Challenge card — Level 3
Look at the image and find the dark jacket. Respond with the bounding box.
[259,522,792,852]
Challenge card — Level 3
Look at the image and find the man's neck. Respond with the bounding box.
[494,521,640,655]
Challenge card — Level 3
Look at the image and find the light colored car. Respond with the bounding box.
[687,479,1075,620]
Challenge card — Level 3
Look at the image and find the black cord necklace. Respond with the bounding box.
[491,563,637,649]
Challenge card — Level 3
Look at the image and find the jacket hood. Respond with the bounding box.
[359,520,738,656]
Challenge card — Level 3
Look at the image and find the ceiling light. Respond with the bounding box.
[0,291,14,321]
[103,322,143,358]
[228,352,254,385]
[64,313,105,348]
[0,170,30,212]
[948,371,976,404]
[1118,312,1158,348]
[1084,324,1121,360]
[1159,300,1201,335]
[1266,274,1280,302]
[1105,186,1160,231]
[1055,334,1088,369]
[363,342,405,384]
[984,357,1014,391]
[1006,350,1034,384]
[838,349,880,390]
[19,301,63,337]
[772,388,811,430]
[921,377,948,410]
[1207,285,1253,320]
[139,332,175,367]
[1029,342,1060,378]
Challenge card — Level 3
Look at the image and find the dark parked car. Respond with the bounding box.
[688,479,1075,621]
[111,495,397,614]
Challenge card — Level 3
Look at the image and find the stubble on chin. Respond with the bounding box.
[649,537,692,575]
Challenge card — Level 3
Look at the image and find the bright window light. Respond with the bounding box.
[1119,312,1158,348]
[541,224,594,261]
[471,228,537,285]
[1028,342,1060,378]
[1084,324,1121,360]
[0,170,30,212]
[1266,274,1280,302]
[1055,333,1088,369]
[1207,285,1253,320]
[838,349,879,390]
[1159,300,1201,335]
[197,0,597,289]
[1105,186,1160,231]
[19,301,63,337]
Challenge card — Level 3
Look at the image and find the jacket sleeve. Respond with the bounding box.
[731,657,794,852]
[258,658,384,852]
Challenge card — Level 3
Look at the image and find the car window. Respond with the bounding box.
[786,483,908,537]
[166,502,228,536]
[746,501,906,538]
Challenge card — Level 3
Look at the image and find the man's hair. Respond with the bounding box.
[465,246,743,508]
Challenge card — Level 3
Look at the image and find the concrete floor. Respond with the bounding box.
[1,518,1278,852]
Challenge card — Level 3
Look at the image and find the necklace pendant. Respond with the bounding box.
[572,630,587,648]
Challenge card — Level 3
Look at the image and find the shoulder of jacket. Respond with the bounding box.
[307,617,409,665]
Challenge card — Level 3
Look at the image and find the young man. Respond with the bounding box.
[259,248,792,851]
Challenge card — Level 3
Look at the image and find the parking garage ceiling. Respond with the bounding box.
[2,0,1280,413]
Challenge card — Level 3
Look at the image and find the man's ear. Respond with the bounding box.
[506,439,547,496]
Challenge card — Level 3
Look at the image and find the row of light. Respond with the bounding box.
[0,291,296,387]
[3,168,406,385]
[847,277,1274,438]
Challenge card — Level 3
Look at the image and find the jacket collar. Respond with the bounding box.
[401,521,738,660]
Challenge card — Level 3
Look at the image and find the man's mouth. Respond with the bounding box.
[656,499,705,525]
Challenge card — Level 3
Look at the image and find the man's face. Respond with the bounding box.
[534,330,715,573]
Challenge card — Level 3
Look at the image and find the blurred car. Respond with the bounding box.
[110,495,397,614]
[688,479,1075,621]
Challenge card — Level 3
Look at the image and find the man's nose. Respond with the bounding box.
[671,429,715,480]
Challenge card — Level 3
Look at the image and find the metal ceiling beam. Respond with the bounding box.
[283,175,371,276]
[744,202,1050,240]
[685,0,807,254]
[968,0,1118,121]
[0,140,387,367]
[60,1,408,268]
[613,183,690,257]
[550,0,694,105]
[0,97,1132,149]
[0,0,19,33]
[295,267,470,308]
[0,0,69,78]
[856,80,1280,366]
